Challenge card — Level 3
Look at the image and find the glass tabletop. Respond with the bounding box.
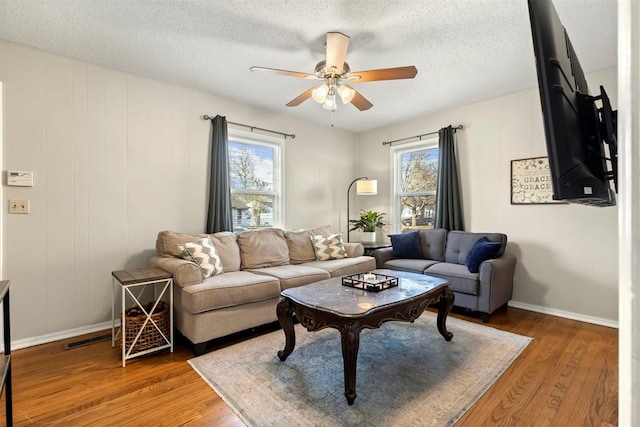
[281,269,449,316]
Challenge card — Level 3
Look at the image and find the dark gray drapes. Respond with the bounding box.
[206,115,233,233]
[435,125,464,231]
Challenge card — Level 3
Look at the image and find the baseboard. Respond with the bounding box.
[10,319,120,351]
[5,302,618,350]
[508,300,618,329]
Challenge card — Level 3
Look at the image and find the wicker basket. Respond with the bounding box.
[121,301,169,352]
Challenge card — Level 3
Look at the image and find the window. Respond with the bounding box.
[393,139,439,232]
[228,129,283,231]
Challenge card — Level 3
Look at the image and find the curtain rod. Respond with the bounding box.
[382,125,464,146]
[201,114,295,139]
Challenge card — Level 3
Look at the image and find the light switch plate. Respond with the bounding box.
[9,199,30,214]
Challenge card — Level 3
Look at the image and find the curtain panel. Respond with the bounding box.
[206,115,234,233]
[435,125,465,231]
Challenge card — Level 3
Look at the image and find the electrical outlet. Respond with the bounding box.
[9,199,30,214]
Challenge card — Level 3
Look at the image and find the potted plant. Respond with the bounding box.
[349,210,387,242]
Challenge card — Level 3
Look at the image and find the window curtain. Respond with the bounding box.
[206,115,233,233]
[435,125,464,231]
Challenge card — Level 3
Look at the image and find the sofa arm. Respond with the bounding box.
[372,247,395,268]
[344,242,364,257]
[477,253,517,314]
[149,256,203,288]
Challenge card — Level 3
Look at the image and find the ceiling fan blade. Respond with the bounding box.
[348,66,418,82]
[348,88,373,111]
[285,86,319,107]
[250,66,318,80]
[325,32,350,75]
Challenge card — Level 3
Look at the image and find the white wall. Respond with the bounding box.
[0,35,622,342]
[0,40,357,342]
[356,67,619,323]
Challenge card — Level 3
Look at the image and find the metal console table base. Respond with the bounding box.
[111,268,173,367]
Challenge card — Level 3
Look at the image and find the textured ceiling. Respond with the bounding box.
[0,0,617,132]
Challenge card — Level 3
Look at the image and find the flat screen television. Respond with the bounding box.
[527,0,617,207]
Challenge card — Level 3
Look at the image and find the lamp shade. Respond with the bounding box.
[312,84,329,103]
[356,179,377,195]
[337,85,355,104]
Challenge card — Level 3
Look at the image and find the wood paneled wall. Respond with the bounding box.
[356,67,619,324]
[0,40,357,343]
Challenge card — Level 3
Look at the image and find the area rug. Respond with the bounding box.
[189,312,532,426]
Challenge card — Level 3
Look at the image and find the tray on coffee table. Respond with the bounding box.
[341,272,398,292]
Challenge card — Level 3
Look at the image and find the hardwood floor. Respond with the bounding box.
[0,307,617,426]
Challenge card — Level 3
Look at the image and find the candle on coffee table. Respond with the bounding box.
[363,273,376,282]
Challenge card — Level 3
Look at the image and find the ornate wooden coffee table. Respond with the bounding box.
[276,269,454,405]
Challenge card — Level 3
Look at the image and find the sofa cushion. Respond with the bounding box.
[419,228,447,261]
[180,271,281,314]
[303,256,377,278]
[237,228,290,269]
[209,232,241,272]
[382,258,441,274]
[177,237,224,278]
[248,265,331,290]
[311,234,348,260]
[424,263,480,295]
[283,225,331,265]
[284,230,316,264]
[466,237,502,273]
[156,230,208,258]
[311,225,332,235]
[444,231,507,265]
[390,230,424,259]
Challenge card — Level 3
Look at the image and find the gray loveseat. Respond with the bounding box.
[372,229,516,322]
[149,226,376,354]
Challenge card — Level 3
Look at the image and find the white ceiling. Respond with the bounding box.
[0,0,617,133]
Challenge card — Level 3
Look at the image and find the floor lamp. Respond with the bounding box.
[346,177,378,242]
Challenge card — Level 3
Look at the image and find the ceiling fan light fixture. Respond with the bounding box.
[322,93,337,111]
[312,84,329,103]
[251,32,417,116]
[337,85,355,104]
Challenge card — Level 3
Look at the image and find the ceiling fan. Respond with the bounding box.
[249,32,418,113]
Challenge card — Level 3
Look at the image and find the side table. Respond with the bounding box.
[111,267,173,367]
[359,242,392,257]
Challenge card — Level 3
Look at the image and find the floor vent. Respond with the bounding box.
[64,333,112,350]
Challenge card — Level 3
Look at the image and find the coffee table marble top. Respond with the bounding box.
[280,268,449,317]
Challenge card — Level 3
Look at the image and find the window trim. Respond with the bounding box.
[390,137,439,233]
[228,127,285,228]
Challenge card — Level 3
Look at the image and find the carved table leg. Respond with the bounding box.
[340,323,361,405]
[276,297,296,361]
[437,288,454,341]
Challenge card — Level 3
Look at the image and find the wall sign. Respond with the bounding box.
[510,157,563,204]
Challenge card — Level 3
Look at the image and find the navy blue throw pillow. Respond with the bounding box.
[390,231,424,259]
[466,237,502,273]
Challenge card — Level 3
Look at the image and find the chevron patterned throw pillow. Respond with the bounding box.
[310,233,349,261]
[178,237,224,278]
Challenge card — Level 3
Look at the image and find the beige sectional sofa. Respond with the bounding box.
[149,226,376,355]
